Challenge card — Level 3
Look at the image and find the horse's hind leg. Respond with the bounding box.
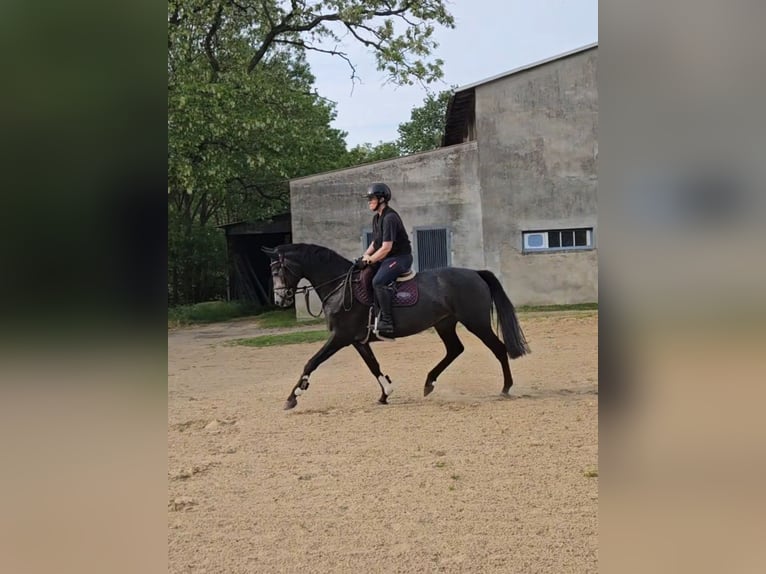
[460,318,514,395]
[424,318,464,396]
[352,342,394,404]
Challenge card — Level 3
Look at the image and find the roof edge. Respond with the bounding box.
[289,140,478,184]
[454,41,598,93]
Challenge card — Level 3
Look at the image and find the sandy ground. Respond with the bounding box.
[168,311,598,573]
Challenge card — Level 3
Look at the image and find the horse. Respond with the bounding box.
[262,243,530,410]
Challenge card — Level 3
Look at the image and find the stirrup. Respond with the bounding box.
[373,317,395,341]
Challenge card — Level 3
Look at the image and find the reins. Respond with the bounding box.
[278,262,357,318]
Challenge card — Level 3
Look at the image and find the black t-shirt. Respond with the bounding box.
[372,206,412,257]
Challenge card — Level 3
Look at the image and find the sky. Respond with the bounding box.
[305,0,598,148]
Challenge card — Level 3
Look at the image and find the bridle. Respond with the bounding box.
[270,257,300,303]
[270,255,357,318]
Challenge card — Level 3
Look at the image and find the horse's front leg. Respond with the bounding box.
[353,342,394,405]
[285,334,347,410]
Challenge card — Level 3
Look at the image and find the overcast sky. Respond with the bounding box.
[305,0,598,148]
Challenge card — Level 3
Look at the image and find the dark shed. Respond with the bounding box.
[218,213,292,306]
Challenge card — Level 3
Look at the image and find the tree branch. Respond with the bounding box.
[232,177,290,207]
[204,3,224,81]
[343,22,384,51]
[400,13,421,27]
[273,38,358,82]
[248,11,351,73]
[371,3,412,18]
[169,3,181,25]
[259,0,274,27]
[200,194,227,226]
[229,0,250,12]
[192,192,208,223]
[245,1,430,75]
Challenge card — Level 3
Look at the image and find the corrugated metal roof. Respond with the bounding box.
[442,89,475,147]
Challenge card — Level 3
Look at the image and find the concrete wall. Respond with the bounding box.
[289,142,482,318]
[476,48,598,304]
[288,47,598,311]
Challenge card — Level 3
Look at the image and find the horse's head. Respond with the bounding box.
[262,246,301,307]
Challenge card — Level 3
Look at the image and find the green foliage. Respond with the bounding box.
[516,303,599,313]
[254,309,325,329]
[168,300,263,327]
[339,87,454,166]
[237,0,456,85]
[167,215,229,304]
[167,0,455,305]
[397,88,454,154]
[343,141,402,165]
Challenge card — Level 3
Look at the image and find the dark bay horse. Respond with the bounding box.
[263,243,530,410]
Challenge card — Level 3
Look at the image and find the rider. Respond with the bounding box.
[356,183,413,337]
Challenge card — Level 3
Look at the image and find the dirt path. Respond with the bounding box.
[168,311,598,573]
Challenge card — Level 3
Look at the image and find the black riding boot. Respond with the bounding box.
[374,285,395,336]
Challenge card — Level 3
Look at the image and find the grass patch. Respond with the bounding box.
[517,302,598,313]
[168,304,327,329]
[168,300,263,327]
[434,461,447,469]
[584,469,599,478]
[170,300,595,329]
[254,309,325,329]
[230,330,329,348]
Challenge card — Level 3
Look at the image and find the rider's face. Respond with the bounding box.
[368,197,379,211]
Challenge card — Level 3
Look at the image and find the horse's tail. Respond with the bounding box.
[477,270,530,359]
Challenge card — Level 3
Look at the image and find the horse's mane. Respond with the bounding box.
[278,243,351,274]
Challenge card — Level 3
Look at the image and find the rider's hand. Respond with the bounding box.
[354,257,367,269]
[362,254,374,264]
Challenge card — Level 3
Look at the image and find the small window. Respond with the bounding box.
[523,228,594,253]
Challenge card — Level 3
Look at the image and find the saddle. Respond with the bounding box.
[353,266,419,307]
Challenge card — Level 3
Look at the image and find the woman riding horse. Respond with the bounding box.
[355,183,413,338]
[265,243,530,410]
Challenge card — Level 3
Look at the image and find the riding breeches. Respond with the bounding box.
[372,254,413,287]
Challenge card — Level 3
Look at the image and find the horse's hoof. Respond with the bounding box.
[424,385,434,396]
[284,397,298,410]
[378,395,388,405]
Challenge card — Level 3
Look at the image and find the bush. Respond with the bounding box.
[168,300,263,327]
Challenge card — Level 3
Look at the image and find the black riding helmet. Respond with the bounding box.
[364,182,391,203]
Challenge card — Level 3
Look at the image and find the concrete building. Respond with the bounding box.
[290,43,597,315]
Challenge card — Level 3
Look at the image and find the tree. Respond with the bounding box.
[167,0,455,304]
[344,141,402,165]
[169,14,349,303]
[242,0,454,84]
[169,0,454,84]
[396,88,453,154]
